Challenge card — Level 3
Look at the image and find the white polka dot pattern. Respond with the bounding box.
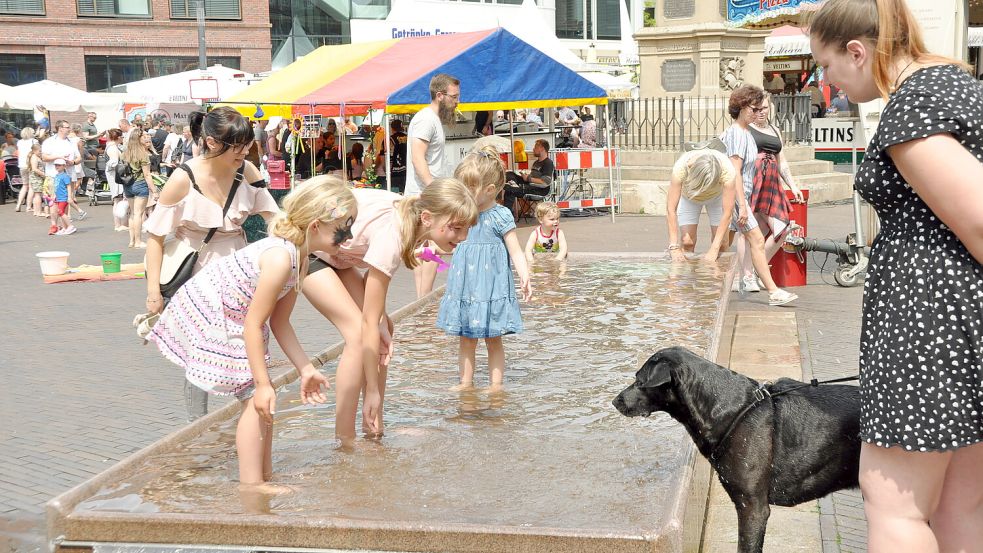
[857,64,983,452]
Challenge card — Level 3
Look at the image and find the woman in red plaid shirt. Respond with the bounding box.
[748,94,806,267]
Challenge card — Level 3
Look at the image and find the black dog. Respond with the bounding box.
[613,346,861,553]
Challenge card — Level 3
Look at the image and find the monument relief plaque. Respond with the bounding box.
[662,59,696,92]
[664,0,695,19]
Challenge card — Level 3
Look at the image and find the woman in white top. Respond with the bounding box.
[14,127,39,212]
[104,128,128,231]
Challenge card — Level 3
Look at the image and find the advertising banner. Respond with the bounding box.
[727,0,823,28]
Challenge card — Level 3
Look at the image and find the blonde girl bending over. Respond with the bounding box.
[303,178,478,445]
[149,176,356,484]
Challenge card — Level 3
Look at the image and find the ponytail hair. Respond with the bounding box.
[396,177,478,269]
[268,175,357,291]
[188,111,205,143]
[188,106,252,157]
[454,145,506,196]
[808,0,967,99]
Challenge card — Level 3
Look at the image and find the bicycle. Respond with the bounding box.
[557,169,595,203]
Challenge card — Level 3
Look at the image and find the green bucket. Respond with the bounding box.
[100,252,122,274]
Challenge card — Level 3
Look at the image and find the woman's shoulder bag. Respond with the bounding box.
[158,164,244,298]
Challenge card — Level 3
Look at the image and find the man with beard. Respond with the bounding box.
[405,73,460,296]
[404,73,459,196]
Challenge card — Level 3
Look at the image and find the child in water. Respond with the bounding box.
[436,147,533,390]
[524,201,567,262]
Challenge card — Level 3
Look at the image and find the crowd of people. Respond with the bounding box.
[8,112,198,244]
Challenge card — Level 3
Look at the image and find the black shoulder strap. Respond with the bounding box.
[201,165,244,247]
[179,163,200,193]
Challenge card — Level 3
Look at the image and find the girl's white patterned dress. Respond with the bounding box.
[149,236,299,397]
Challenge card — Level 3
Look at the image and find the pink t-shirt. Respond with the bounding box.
[315,188,404,277]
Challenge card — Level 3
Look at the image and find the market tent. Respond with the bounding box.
[579,72,637,99]
[222,28,607,118]
[727,0,823,29]
[4,80,107,111]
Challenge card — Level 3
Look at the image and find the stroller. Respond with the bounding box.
[2,157,21,203]
[87,153,115,206]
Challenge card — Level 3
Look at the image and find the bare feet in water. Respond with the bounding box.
[449,382,475,392]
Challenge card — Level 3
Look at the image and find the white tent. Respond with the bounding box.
[578,71,637,99]
[3,80,119,112]
[114,64,255,103]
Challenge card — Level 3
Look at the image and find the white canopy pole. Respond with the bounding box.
[605,104,615,223]
[340,104,348,180]
[384,112,392,192]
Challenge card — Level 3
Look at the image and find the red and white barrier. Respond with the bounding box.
[553,149,617,170]
[555,197,618,210]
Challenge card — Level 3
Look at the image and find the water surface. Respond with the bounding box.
[77,259,724,535]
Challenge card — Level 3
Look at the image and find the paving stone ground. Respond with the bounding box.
[0,198,867,552]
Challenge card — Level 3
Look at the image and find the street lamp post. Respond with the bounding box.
[197,0,207,70]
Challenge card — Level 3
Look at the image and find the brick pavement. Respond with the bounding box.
[0,200,868,552]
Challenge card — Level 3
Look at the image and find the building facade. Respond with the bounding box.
[0,0,642,91]
[0,0,271,90]
[273,0,642,68]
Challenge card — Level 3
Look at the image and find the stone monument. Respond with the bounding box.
[636,0,769,97]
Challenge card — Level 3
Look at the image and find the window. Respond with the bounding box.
[84,55,239,92]
[170,0,239,20]
[270,0,346,68]
[556,0,621,41]
[595,0,620,40]
[0,54,45,86]
[556,0,585,39]
[0,0,44,15]
[77,0,150,17]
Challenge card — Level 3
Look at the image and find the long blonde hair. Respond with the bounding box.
[396,177,478,269]
[454,145,506,196]
[808,0,967,99]
[268,175,357,291]
[121,129,149,166]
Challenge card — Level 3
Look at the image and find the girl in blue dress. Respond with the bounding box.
[437,147,533,390]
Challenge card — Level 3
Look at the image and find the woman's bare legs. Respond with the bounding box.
[129,196,147,247]
[931,441,983,553]
[755,212,788,263]
[741,226,782,293]
[861,443,949,553]
[302,267,363,447]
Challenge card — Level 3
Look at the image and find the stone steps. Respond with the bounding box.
[617,145,816,166]
[619,171,853,216]
[611,145,851,215]
[614,159,835,182]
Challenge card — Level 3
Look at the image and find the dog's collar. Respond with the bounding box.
[709,382,772,462]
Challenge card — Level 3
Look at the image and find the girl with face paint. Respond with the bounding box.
[303,178,478,446]
[148,176,356,486]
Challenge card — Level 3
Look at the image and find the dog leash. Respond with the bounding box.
[709,374,859,462]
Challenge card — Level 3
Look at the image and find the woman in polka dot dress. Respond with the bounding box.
[811,1,983,551]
